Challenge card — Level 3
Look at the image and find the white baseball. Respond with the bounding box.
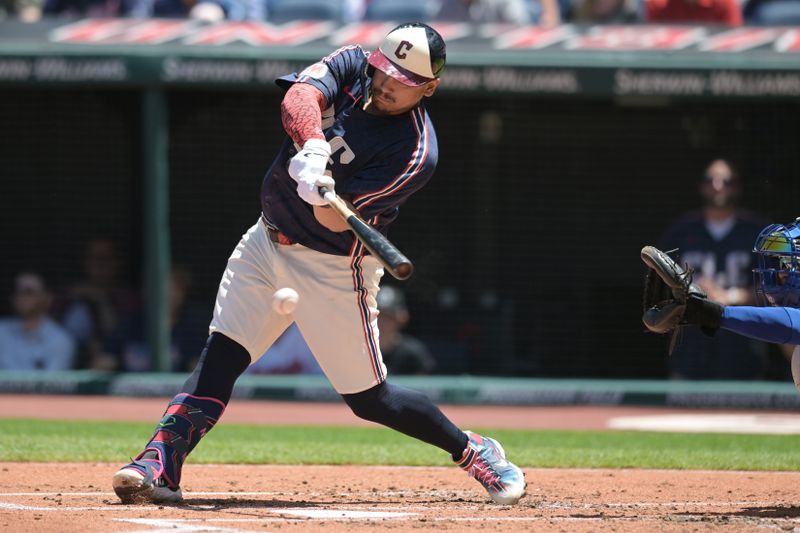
[272,287,299,315]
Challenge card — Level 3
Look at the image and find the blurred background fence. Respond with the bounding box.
[1,20,799,379]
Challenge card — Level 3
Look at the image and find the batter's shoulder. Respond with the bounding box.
[321,44,368,71]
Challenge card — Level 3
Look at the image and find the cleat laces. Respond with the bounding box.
[469,458,504,491]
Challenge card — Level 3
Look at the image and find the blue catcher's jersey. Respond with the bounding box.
[261,45,439,256]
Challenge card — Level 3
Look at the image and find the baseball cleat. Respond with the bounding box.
[112,458,183,504]
[456,431,526,505]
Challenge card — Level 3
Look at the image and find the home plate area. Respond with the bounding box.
[3,464,800,532]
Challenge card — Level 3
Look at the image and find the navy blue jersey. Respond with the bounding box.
[659,209,768,290]
[658,209,772,379]
[261,45,438,257]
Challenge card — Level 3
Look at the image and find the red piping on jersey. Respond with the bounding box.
[343,85,362,105]
[353,107,428,209]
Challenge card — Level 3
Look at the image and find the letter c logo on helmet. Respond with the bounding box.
[394,41,413,60]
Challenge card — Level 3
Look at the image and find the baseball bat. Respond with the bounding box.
[318,186,414,280]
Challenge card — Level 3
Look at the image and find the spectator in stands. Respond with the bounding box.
[377,285,436,375]
[41,0,249,20]
[42,0,139,17]
[104,264,207,373]
[248,323,323,375]
[571,0,639,22]
[644,0,743,25]
[0,272,75,371]
[743,0,800,25]
[58,238,138,370]
[658,158,772,380]
[437,0,562,26]
[1,0,42,21]
[126,0,254,20]
[269,0,364,22]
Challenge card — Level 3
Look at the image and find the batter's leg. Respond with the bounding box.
[113,221,292,504]
[342,381,467,456]
[342,381,526,505]
[112,333,250,504]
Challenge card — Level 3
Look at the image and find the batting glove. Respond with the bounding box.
[296,172,336,206]
[288,139,334,206]
[288,138,331,184]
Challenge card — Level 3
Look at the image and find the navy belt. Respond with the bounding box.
[261,216,296,245]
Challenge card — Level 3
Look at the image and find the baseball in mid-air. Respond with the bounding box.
[272,287,299,315]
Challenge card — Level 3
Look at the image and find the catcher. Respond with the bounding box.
[641,217,800,387]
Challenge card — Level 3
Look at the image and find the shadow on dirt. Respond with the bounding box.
[673,506,800,520]
[734,506,800,518]
[175,498,438,510]
[178,498,323,510]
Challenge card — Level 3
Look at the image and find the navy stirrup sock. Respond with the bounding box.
[135,393,225,488]
[138,333,251,486]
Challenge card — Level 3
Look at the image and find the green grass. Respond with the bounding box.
[2,419,799,471]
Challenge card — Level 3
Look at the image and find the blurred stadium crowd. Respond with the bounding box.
[0,239,205,373]
[0,239,437,377]
[1,0,800,27]
[1,0,798,382]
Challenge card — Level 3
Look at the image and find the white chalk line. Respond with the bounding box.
[115,515,800,522]
[0,501,163,512]
[110,514,800,525]
[5,495,800,533]
[4,490,800,530]
[114,518,257,533]
[0,490,788,510]
[1,497,796,516]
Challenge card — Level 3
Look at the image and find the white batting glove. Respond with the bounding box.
[288,138,331,184]
[288,139,334,205]
[297,172,336,206]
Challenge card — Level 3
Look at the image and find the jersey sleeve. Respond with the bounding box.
[342,109,437,220]
[722,305,800,345]
[275,45,366,106]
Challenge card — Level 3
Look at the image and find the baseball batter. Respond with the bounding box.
[642,217,800,386]
[112,22,525,506]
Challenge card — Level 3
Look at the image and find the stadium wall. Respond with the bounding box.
[1,20,799,377]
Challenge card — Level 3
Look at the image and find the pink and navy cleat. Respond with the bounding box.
[456,431,526,505]
[112,450,183,504]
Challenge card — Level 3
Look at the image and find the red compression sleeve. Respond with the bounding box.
[281,83,327,147]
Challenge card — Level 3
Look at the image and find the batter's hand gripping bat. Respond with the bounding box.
[318,186,414,280]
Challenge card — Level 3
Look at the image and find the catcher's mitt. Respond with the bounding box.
[640,246,706,334]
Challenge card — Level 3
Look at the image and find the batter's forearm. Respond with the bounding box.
[281,83,327,146]
[313,204,350,233]
[313,194,358,233]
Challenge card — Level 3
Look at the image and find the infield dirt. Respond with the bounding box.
[2,463,800,532]
[2,395,800,531]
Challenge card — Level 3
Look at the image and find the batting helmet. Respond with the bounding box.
[367,22,446,87]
